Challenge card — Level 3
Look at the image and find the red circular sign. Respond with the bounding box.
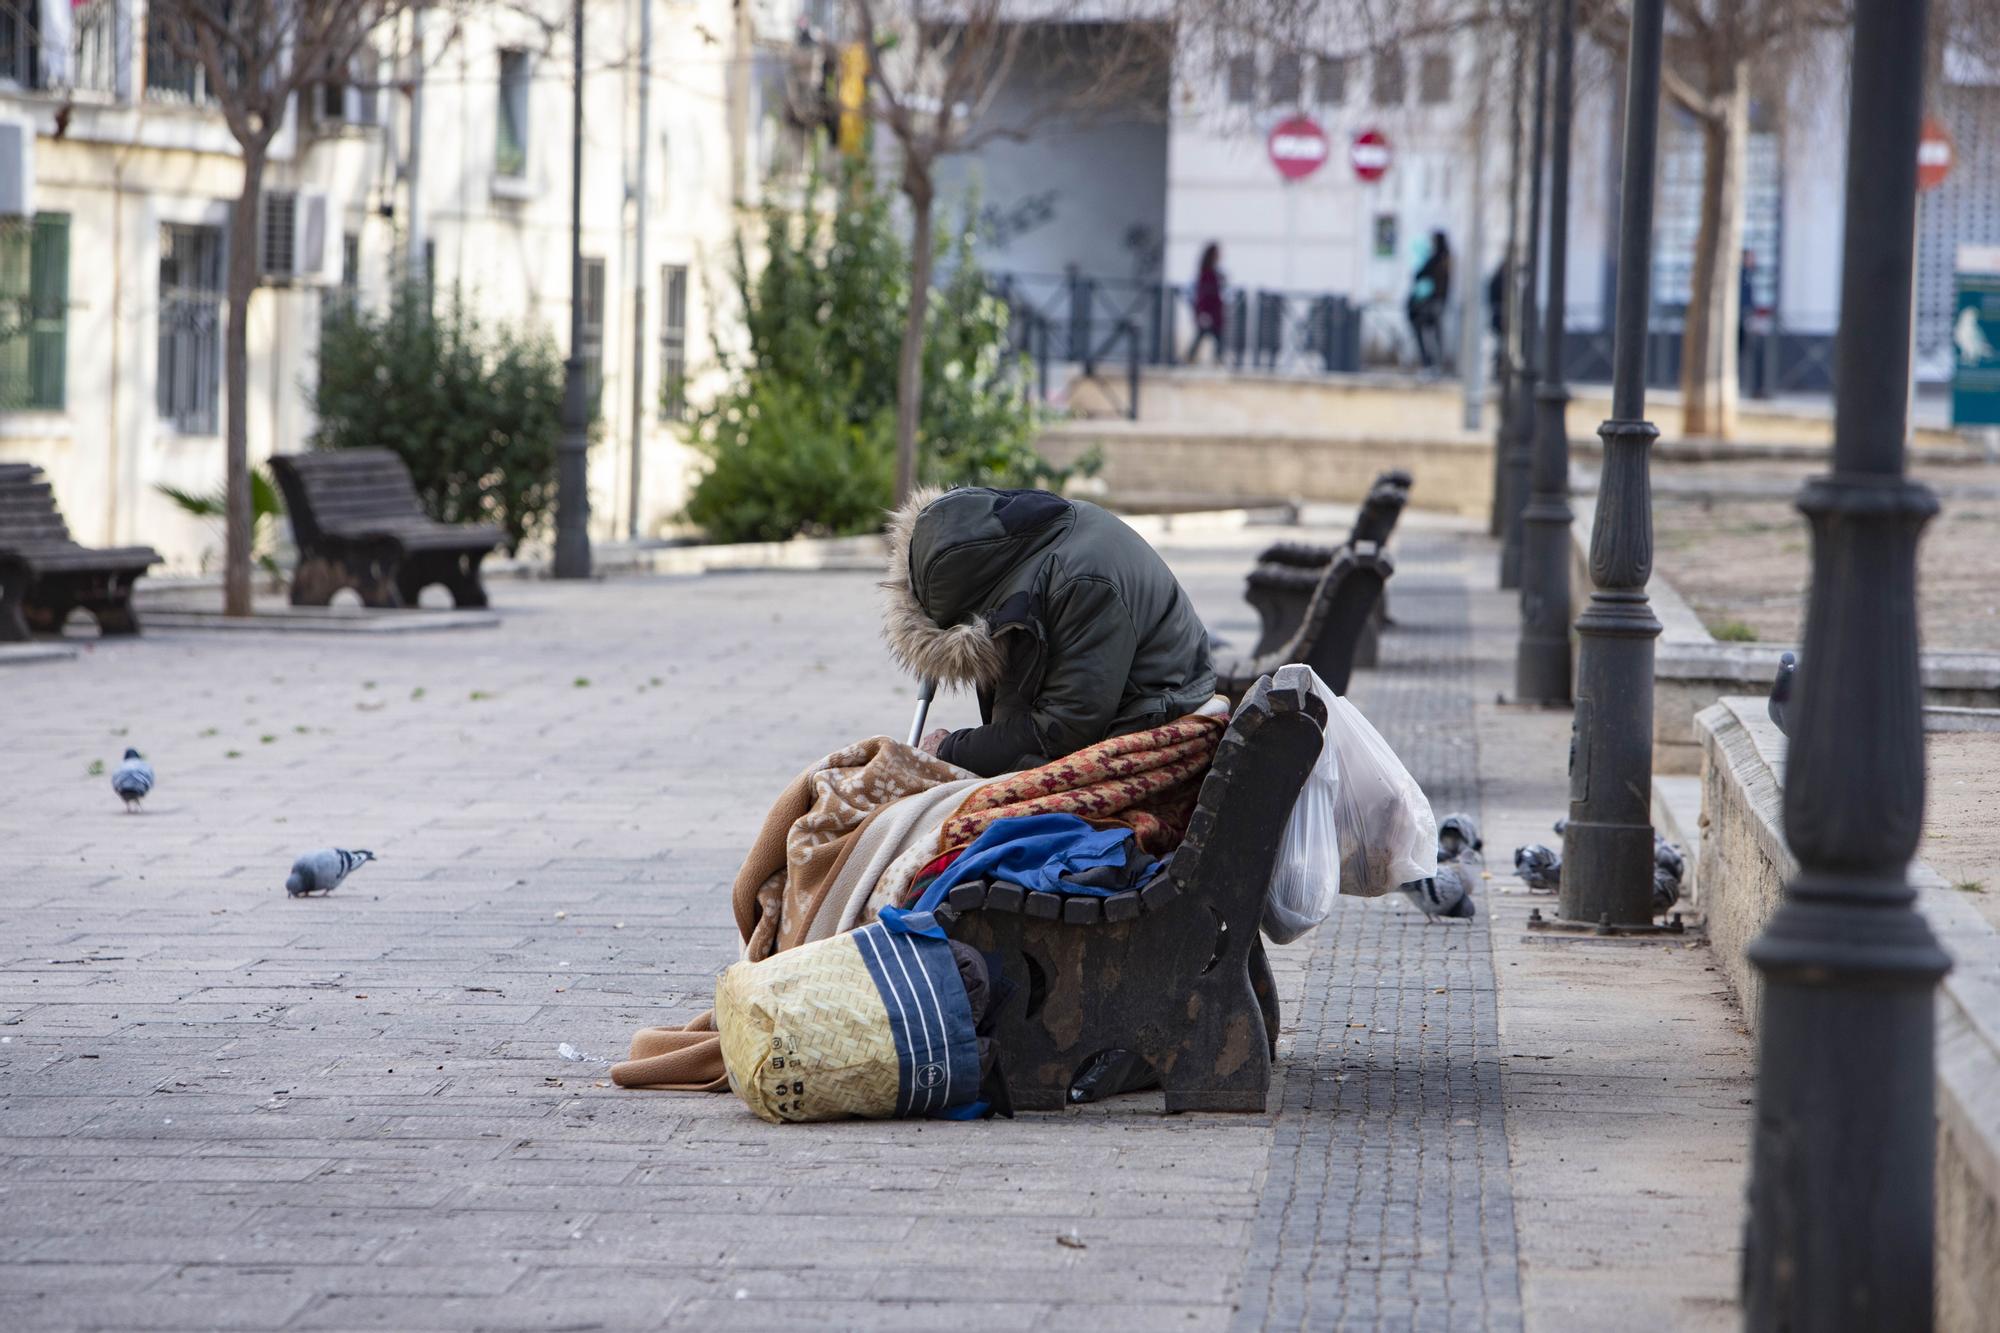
[1268,116,1329,182]
[1919,116,1953,192]
[1350,128,1392,183]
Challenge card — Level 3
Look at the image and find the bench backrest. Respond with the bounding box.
[1166,665,1326,903]
[0,464,74,549]
[269,449,430,547]
[1347,480,1409,547]
[1281,543,1392,695]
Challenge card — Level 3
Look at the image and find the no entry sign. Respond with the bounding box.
[1268,116,1329,182]
[1351,128,1392,183]
[1919,116,1954,192]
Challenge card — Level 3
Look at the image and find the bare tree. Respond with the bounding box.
[841,0,1171,505]
[146,0,435,615]
[1575,1,1849,439]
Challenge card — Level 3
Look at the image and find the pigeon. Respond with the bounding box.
[111,748,155,812]
[1399,813,1483,921]
[1653,835,1686,913]
[1768,652,1796,737]
[1515,843,1562,891]
[1437,813,1483,862]
[286,848,376,897]
[1401,861,1477,921]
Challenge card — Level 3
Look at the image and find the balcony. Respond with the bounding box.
[0,0,127,100]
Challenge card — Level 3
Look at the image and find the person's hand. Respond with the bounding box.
[918,728,950,757]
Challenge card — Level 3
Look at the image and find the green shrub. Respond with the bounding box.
[685,160,1065,542]
[313,284,562,554]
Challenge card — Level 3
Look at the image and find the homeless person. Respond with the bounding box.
[883,486,1218,777]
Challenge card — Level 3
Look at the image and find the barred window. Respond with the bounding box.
[660,263,688,422]
[1268,53,1302,106]
[0,214,69,412]
[1372,49,1406,106]
[158,223,225,434]
[1315,56,1347,106]
[1419,51,1452,105]
[1225,54,1254,106]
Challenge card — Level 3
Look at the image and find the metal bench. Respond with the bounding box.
[1245,471,1410,665]
[0,462,160,640]
[939,667,1325,1112]
[269,449,503,609]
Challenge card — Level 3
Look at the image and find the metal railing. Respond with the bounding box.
[989,268,1367,417]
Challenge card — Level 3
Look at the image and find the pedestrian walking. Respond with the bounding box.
[1190,243,1226,364]
[1408,230,1452,373]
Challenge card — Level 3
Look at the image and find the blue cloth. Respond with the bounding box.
[910,814,1156,914]
[849,915,983,1118]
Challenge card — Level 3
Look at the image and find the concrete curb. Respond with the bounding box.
[1691,697,2000,1331]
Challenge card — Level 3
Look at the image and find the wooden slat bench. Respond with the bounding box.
[939,666,1325,1112]
[1217,542,1392,703]
[269,450,504,609]
[0,463,160,640]
[1245,471,1411,664]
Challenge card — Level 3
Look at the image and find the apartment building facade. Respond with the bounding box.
[0,0,813,572]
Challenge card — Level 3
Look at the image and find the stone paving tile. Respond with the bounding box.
[0,522,1728,1332]
[1226,551,1523,1333]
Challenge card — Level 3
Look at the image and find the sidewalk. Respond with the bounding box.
[0,518,1749,1331]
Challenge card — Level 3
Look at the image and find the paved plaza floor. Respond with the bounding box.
[0,518,1751,1331]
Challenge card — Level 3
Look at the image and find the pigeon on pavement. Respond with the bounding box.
[1400,812,1482,921]
[1515,843,1562,891]
[1401,860,1477,922]
[1437,813,1483,862]
[286,848,376,897]
[1653,835,1686,912]
[1768,652,1797,736]
[111,748,154,812]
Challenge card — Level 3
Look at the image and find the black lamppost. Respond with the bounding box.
[1562,0,1664,924]
[552,0,593,580]
[1489,7,1527,540]
[1499,0,1550,591]
[1514,0,1574,704]
[1742,0,1950,1323]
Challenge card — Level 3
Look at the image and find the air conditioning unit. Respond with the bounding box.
[260,188,337,285]
[0,121,35,219]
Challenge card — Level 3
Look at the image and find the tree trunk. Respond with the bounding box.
[894,172,935,508]
[1679,62,1748,440]
[223,147,265,617]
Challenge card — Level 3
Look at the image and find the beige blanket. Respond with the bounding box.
[615,737,971,1092]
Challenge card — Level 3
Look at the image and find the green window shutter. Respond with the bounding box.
[28,214,68,410]
[0,219,28,410]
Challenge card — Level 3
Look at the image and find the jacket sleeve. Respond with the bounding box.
[937,577,1138,777]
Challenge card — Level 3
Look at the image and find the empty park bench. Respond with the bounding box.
[1244,471,1411,667]
[1216,541,1392,703]
[269,450,503,609]
[938,667,1324,1112]
[0,462,160,640]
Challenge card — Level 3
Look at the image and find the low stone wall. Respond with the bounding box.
[1035,420,1493,519]
[1691,698,2000,1329]
[1692,700,1788,1025]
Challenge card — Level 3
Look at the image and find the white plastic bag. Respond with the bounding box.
[1265,670,1438,942]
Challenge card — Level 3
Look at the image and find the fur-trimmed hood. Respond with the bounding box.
[879,486,1074,688]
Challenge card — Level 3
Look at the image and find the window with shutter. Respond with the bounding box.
[581,256,605,417]
[0,212,68,412]
[660,264,688,422]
